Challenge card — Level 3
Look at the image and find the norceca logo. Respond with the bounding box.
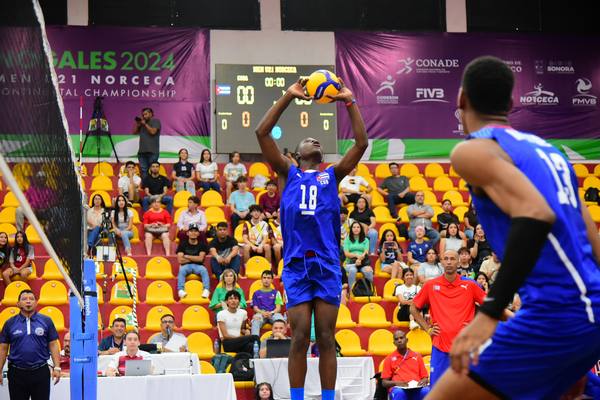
[520,84,559,106]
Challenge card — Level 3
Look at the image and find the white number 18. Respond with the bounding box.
[299,184,318,210]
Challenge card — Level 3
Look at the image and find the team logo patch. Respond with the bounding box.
[316,172,330,185]
[35,327,45,336]
[433,285,441,291]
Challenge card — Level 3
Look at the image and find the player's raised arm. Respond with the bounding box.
[255,79,312,176]
[331,80,368,183]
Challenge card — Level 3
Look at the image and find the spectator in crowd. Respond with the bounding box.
[251,270,284,336]
[0,289,61,396]
[381,330,430,400]
[224,151,247,199]
[463,203,478,240]
[467,224,493,271]
[148,313,188,352]
[255,382,275,400]
[340,207,350,243]
[209,222,241,278]
[118,161,142,204]
[457,247,476,278]
[176,195,207,244]
[209,268,247,314]
[98,318,126,355]
[343,221,372,292]
[141,161,173,214]
[378,229,405,280]
[87,193,106,255]
[196,149,220,193]
[172,148,196,194]
[258,319,289,358]
[0,232,11,277]
[259,180,280,221]
[242,204,272,264]
[395,268,421,327]
[105,331,152,376]
[15,170,56,232]
[59,330,70,375]
[407,191,439,245]
[133,107,161,178]
[217,290,259,354]
[410,249,486,386]
[176,223,210,299]
[436,199,460,237]
[406,226,432,267]
[438,222,465,255]
[2,231,34,283]
[479,251,500,284]
[476,272,489,293]
[349,196,378,255]
[338,167,372,206]
[417,249,443,285]
[111,195,134,256]
[229,176,255,228]
[377,162,415,219]
[142,195,172,256]
[269,213,283,268]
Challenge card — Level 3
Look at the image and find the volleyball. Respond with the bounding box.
[305,69,341,104]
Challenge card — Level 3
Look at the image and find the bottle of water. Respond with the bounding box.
[253,341,259,359]
[214,338,220,354]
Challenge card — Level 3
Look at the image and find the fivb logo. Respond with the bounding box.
[520,84,559,106]
[412,88,449,103]
[572,78,597,106]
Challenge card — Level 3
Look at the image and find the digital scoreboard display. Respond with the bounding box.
[215,64,338,154]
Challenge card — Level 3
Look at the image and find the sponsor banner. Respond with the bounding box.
[336,32,600,140]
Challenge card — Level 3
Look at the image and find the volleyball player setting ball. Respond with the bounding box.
[255,71,368,400]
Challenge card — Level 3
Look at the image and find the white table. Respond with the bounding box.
[0,374,237,400]
[253,357,375,400]
[98,352,201,374]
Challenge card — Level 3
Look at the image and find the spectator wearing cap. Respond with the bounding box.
[141,161,173,214]
[209,222,241,278]
[242,204,272,264]
[0,289,61,398]
[176,195,207,244]
[176,223,210,299]
[258,180,280,221]
[228,176,255,228]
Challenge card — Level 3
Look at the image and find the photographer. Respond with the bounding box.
[133,107,161,178]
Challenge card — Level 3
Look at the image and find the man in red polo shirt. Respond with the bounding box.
[382,330,430,400]
[410,249,485,387]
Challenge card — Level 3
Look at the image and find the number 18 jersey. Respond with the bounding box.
[280,165,341,267]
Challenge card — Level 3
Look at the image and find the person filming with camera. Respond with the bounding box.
[133,107,161,178]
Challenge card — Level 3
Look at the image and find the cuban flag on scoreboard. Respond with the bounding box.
[216,85,231,96]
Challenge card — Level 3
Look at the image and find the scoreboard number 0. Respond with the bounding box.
[236,85,255,105]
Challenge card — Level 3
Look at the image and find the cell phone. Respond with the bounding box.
[135,116,142,122]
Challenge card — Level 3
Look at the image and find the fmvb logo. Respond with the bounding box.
[412,88,448,103]
[520,84,559,106]
[572,78,597,106]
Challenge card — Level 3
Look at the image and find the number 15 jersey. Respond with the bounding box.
[280,165,341,267]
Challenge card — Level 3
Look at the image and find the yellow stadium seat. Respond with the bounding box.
[130,208,141,224]
[374,259,389,279]
[159,165,168,177]
[335,329,367,356]
[173,207,186,224]
[109,280,138,305]
[355,163,372,179]
[245,256,271,280]
[588,205,600,223]
[94,261,106,279]
[200,360,216,374]
[24,225,41,244]
[174,191,193,209]
[97,283,104,305]
[249,162,270,178]
[130,225,141,244]
[442,190,466,207]
[0,307,19,330]
[201,190,225,208]
[92,162,114,177]
[583,176,600,190]
[335,304,357,329]
[205,206,226,225]
[255,190,267,204]
[145,256,174,279]
[145,280,175,305]
[0,207,16,224]
[179,280,211,305]
[431,206,443,223]
[433,176,456,192]
[373,206,396,224]
[108,306,136,330]
[145,305,174,330]
[260,331,273,342]
[392,305,410,328]
[182,306,212,330]
[454,206,468,222]
[88,190,112,207]
[38,280,68,306]
[111,257,139,280]
[398,206,409,224]
[422,190,439,206]
[2,192,19,208]
[406,328,432,356]
[409,176,429,192]
[378,223,400,239]
[187,332,215,359]
[382,279,404,302]
[39,306,66,332]
[248,279,275,301]
[368,329,396,356]
[0,223,17,242]
[370,190,386,207]
[351,283,382,303]
[90,175,114,191]
[400,163,421,178]
[572,163,589,178]
[277,259,284,276]
[1,281,31,306]
[424,163,445,178]
[42,259,65,280]
[449,165,460,178]
[358,303,391,328]
[594,164,600,177]
[458,178,468,192]
[9,261,36,282]
[375,163,391,179]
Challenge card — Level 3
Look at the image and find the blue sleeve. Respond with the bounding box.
[46,317,59,342]
[0,319,10,343]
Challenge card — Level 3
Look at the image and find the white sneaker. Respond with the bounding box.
[178,290,187,299]
[409,320,420,330]
[202,289,210,298]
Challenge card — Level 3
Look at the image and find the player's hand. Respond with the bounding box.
[0,373,3,385]
[52,368,61,385]
[286,79,312,100]
[326,78,353,103]
[427,323,440,336]
[449,312,498,375]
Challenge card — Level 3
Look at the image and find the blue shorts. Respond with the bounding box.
[430,346,449,387]
[282,257,342,308]
[469,309,600,399]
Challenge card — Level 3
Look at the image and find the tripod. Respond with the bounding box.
[93,217,133,299]
[81,97,120,164]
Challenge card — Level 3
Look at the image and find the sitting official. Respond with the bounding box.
[105,331,152,376]
[99,318,127,355]
[148,314,188,352]
[60,330,71,376]
[258,319,290,358]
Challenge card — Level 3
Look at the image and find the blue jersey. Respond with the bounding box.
[280,165,340,267]
[468,126,600,322]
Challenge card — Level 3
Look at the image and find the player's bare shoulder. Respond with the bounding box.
[450,139,510,187]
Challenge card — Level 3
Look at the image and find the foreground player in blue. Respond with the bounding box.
[427,56,600,399]
[255,78,367,400]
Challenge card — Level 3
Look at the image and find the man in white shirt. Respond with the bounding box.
[105,331,152,376]
[216,290,259,354]
[148,314,188,352]
[118,161,142,204]
[338,167,372,206]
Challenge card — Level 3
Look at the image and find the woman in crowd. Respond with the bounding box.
[468,223,493,271]
[343,221,372,291]
[3,231,34,283]
[394,268,420,324]
[223,151,247,199]
[142,195,172,256]
[417,248,443,285]
[209,268,247,314]
[349,196,378,254]
[112,195,134,256]
[0,231,11,273]
[172,148,196,194]
[87,193,106,255]
[255,382,275,400]
[438,222,465,255]
[463,202,478,240]
[377,229,405,280]
[476,271,490,293]
[196,149,221,193]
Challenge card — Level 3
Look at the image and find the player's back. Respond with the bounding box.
[467,126,600,322]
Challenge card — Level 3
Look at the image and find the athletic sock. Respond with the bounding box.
[290,387,304,400]
[322,389,335,400]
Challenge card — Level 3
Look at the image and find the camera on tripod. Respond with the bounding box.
[100,210,112,231]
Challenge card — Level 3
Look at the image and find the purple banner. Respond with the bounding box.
[335,32,600,139]
[46,26,210,136]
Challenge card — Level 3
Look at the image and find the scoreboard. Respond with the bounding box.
[215,64,338,154]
